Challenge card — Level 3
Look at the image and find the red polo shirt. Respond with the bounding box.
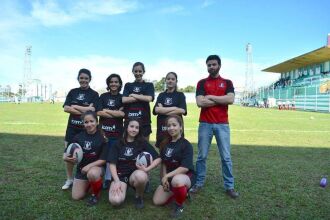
[196,75,234,124]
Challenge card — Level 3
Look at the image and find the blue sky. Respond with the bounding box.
[0,0,329,93]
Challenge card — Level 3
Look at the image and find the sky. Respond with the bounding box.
[0,0,329,94]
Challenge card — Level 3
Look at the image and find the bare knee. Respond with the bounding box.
[132,171,148,184]
[87,168,101,181]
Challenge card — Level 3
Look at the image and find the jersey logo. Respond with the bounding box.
[84,141,92,150]
[164,97,173,105]
[107,99,115,107]
[102,124,116,131]
[133,87,141,93]
[124,147,133,156]
[76,93,85,101]
[165,148,174,157]
[219,83,225,88]
[128,110,142,117]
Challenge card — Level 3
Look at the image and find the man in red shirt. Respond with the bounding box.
[190,55,239,199]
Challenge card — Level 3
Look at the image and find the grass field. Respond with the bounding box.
[0,103,329,219]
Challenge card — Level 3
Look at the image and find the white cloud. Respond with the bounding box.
[160,5,185,14]
[10,55,277,94]
[31,0,138,26]
[201,0,215,8]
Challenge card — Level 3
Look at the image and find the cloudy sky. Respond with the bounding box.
[0,0,329,93]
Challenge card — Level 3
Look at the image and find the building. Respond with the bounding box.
[258,35,330,112]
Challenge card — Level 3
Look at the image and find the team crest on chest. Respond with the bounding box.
[77,93,85,101]
[219,82,225,88]
[133,87,141,93]
[164,97,173,105]
[107,99,115,107]
[124,147,133,157]
[165,148,174,157]
[84,141,92,150]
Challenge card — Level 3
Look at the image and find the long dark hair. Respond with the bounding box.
[106,73,122,92]
[159,115,183,151]
[120,118,145,147]
[165,71,178,92]
[81,110,107,141]
[132,62,145,73]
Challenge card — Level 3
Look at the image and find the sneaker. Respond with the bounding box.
[144,181,151,193]
[189,184,202,194]
[171,203,184,218]
[103,180,110,190]
[225,189,239,199]
[61,179,73,190]
[134,196,144,209]
[87,194,98,206]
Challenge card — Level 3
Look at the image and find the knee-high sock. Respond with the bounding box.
[90,178,102,197]
[172,186,187,206]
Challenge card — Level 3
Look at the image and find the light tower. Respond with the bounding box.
[245,43,254,98]
[23,46,32,100]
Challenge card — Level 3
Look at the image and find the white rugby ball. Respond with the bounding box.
[66,143,83,164]
[136,152,153,167]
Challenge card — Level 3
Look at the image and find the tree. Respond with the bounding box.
[178,85,196,93]
[154,77,165,92]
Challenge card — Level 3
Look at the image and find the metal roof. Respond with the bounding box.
[262,45,330,73]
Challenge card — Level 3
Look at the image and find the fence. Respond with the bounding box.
[257,85,330,112]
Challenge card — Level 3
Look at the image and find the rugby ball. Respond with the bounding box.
[136,152,153,167]
[66,143,83,164]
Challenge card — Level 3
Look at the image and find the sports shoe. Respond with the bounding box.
[134,196,144,209]
[61,179,73,190]
[225,189,239,199]
[87,194,98,206]
[171,203,184,218]
[189,184,202,194]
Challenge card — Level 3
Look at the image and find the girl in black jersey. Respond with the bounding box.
[153,72,187,148]
[153,115,194,218]
[108,119,161,209]
[62,69,100,190]
[97,74,125,189]
[63,111,108,206]
[122,62,155,141]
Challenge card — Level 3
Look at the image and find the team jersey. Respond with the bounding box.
[99,92,124,138]
[63,87,100,129]
[123,81,154,126]
[153,91,187,144]
[108,139,159,177]
[160,137,194,174]
[196,76,234,124]
[72,130,108,171]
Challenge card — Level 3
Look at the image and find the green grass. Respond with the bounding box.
[0,103,330,219]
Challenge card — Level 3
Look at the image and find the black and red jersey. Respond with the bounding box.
[108,140,159,177]
[160,137,194,174]
[196,76,234,124]
[73,130,108,171]
[63,87,100,129]
[99,92,124,138]
[123,81,154,126]
[153,91,187,145]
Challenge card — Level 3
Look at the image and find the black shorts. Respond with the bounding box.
[141,124,152,137]
[75,169,88,180]
[75,167,105,180]
[65,127,83,143]
[112,171,134,185]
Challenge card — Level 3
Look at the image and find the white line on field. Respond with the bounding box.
[182,128,330,133]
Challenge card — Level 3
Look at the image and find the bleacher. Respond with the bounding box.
[258,41,330,112]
